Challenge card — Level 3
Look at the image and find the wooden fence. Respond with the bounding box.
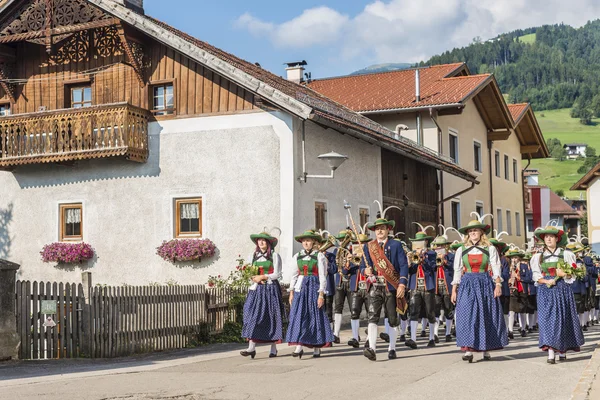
[15,280,242,360]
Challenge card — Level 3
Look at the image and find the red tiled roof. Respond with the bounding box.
[508,103,529,124]
[525,186,580,215]
[306,65,492,112]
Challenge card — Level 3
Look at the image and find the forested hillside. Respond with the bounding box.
[421,21,600,113]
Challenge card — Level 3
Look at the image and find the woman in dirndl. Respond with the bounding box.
[286,230,335,358]
[451,217,508,362]
[530,226,584,364]
[240,231,284,359]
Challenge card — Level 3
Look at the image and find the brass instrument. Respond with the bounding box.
[319,236,336,252]
[436,257,444,267]
[335,230,357,274]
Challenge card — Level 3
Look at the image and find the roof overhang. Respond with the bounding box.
[513,105,549,159]
[571,162,600,190]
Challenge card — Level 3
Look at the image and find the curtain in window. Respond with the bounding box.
[66,208,81,224]
[180,203,199,219]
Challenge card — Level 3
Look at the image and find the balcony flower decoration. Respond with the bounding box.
[157,238,217,263]
[41,242,95,264]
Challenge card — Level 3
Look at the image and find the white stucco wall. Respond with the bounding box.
[0,111,294,285]
[291,119,382,255]
[589,180,600,254]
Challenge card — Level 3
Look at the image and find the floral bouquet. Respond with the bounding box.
[41,242,95,264]
[235,258,262,285]
[546,260,586,288]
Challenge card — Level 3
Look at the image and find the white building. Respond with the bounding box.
[572,161,600,253]
[564,143,588,159]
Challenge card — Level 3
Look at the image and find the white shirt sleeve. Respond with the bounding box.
[289,253,299,292]
[563,250,577,284]
[530,253,543,284]
[452,247,464,285]
[317,252,327,293]
[488,245,502,281]
[269,252,282,281]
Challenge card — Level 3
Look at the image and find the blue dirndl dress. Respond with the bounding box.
[455,247,508,352]
[242,255,284,343]
[286,251,334,348]
[537,256,584,353]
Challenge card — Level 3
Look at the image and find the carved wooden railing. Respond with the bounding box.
[0,103,150,168]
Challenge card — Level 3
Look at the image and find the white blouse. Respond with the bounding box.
[289,250,327,293]
[247,251,282,291]
[530,248,576,285]
[451,244,501,285]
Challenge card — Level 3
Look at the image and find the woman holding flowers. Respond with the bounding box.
[286,230,335,358]
[451,217,508,362]
[240,231,284,359]
[530,226,584,364]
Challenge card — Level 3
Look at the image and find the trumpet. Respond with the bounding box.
[319,236,336,252]
[436,256,444,266]
[409,251,422,264]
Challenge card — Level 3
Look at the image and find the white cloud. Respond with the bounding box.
[235,7,349,49]
[236,0,600,70]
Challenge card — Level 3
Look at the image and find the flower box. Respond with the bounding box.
[157,238,217,263]
[41,242,95,264]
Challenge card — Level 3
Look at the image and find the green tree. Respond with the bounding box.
[551,145,567,161]
[555,189,565,197]
[579,107,593,125]
[586,146,596,157]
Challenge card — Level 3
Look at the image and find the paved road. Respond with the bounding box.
[1,324,598,400]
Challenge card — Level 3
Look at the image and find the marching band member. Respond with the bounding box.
[499,248,512,339]
[317,234,337,329]
[432,235,454,343]
[331,229,357,344]
[360,213,408,361]
[524,257,538,332]
[506,248,528,338]
[241,231,284,359]
[407,231,437,349]
[348,233,372,348]
[567,242,588,331]
[585,249,597,327]
[451,216,508,362]
[530,225,584,364]
[286,230,335,358]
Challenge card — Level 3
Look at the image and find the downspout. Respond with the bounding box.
[430,108,444,225]
[301,120,307,182]
[488,139,495,232]
[522,156,531,246]
[438,181,477,204]
[415,69,423,146]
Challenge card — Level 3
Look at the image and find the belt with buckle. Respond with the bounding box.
[374,276,386,285]
[358,281,367,290]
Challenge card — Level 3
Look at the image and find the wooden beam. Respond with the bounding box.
[117,23,144,86]
[44,0,52,54]
[520,144,541,154]
[488,129,511,141]
[0,18,119,44]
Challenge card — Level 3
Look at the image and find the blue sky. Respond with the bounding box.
[144,0,600,79]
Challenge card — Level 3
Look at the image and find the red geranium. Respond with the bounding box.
[572,263,578,269]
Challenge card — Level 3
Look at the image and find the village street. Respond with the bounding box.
[1,326,599,400]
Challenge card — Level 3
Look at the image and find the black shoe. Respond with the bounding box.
[462,353,473,363]
[405,339,417,349]
[348,338,360,348]
[380,332,390,342]
[364,340,369,349]
[583,325,588,332]
[427,340,436,348]
[528,328,533,333]
[388,350,397,360]
[508,332,514,339]
[586,322,590,327]
[240,350,256,359]
[365,329,368,335]
[558,355,567,362]
[269,352,277,358]
[445,335,452,343]
[533,325,538,331]
[420,330,426,338]
[434,335,439,343]
[292,350,304,359]
[363,348,376,361]
[483,353,491,361]
[547,358,556,364]
[520,330,527,337]
[333,335,340,344]
[399,334,406,342]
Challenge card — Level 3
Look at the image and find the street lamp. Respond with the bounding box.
[301,151,348,182]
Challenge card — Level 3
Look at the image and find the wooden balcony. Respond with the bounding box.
[0,103,150,169]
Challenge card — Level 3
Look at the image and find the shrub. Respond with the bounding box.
[41,242,95,264]
[156,238,217,263]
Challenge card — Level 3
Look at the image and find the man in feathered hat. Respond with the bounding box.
[360,213,408,361]
[432,235,455,343]
[566,242,588,331]
[331,228,359,344]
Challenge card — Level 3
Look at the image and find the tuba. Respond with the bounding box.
[336,230,356,274]
[319,236,336,252]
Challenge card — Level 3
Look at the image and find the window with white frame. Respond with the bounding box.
[451,200,461,228]
[476,201,484,217]
[474,141,482,172]
[449,129,458,163]
[506,210,512,234]
[515,212,521,236]
[496,208,503,231]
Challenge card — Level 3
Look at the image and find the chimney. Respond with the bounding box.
[113,0,144,14]
[285,60,307,83]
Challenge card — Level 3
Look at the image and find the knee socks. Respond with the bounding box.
[410,320,418,342]
[247,340,256,352]
[421,317,428,332]
[400,319,407,335]
[508,311,515,332]
[388,327,398,351]
[548,348,555,360]
[295,345,303,353]
[351,319,359,340]
[270,343,277,354]
[384,318,390,335]
[368,323,378,351]
[429,323,435,341]
[334,313,342,336]
[433,318,439,338]
[519,313,527,331]
[504,314,509,331]
[445,319,452,336]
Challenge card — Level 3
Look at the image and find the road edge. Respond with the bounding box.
[572,343,600,400]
